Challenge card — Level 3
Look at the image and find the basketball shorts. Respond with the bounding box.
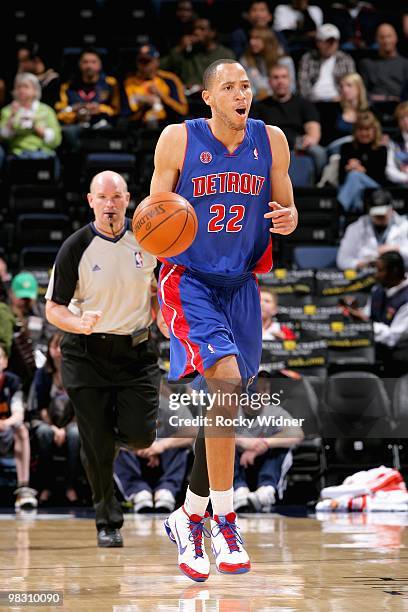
[158,264,262,382]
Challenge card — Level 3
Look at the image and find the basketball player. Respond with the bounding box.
[45,171,163,547]
[151,59,298,581]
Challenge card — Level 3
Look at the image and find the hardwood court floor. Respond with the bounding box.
[1,510,408,611]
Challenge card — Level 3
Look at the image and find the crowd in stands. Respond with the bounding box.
[1,0,408,512]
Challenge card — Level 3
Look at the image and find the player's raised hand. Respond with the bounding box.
[264,201,297,235]
[79,310,102,334]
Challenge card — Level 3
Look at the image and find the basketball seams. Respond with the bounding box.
[132,192,197,257]
[156,209,190,255]
[133,208,186,242]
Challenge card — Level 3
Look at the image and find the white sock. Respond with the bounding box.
[210,487,234,517]
[184,486,209,517]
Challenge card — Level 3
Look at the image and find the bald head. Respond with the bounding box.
[89,170,128,195]
[87,170,130,237]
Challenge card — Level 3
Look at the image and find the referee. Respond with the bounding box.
[45,170,164,547]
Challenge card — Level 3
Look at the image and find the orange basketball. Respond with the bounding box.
[132,192,198,257]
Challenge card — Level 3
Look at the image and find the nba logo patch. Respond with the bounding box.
[253,148,259,160]
[200,151,212,164]
[135,251,144,268]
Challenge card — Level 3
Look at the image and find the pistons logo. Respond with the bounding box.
[200,151,212,164]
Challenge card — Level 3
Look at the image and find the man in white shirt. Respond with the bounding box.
[298,23,355,102]
[337,189,408,270]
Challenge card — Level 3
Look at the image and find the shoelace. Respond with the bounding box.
[188,519,211,559]
[212,518,243,553]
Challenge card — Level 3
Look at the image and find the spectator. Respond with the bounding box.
[55,49,120,151]
[0,346,37,511]
[0,279,14,357]
[325,1,379,50]
[159,1,197,53]
[30,332,80,504]
[337,189,408,270]
[122,44,188,127]
[327,72,370,154]
[273,0,323,51]
[0,258,11,283]
[230,0,286,59]
[359,23,408,102]
[386,101,408,186]
[0,73,61,171]
[114,380,194,513]
[253,63,326,176]
[240,27,296,99]
[17,42,60,107]
[8,272,52,392]
[349,251,408,376]
[260,286,296,340]
[160,18,235,93]
[233,375,303,512]
[298,23,355,102]
[337,111,387,212]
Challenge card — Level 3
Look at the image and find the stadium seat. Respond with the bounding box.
[7,156,58,185]
[294,246,339,269]
[79,129,133,154]
[289,153,315,187]
[391,375,408,474]
[9,185,63,217]
[19,246,59,270]
[15,214,70,248]
[320,371,397,485]
[272,376,324,503]
[83,153,137,187]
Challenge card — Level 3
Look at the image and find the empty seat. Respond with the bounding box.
[7,156,58,185]
[84,153,137,186]
[320,371,396,484]
[294,246,339,270]
[15,214,70,247]
[9,185,63,216]
[289,153,315,187]
[79,128,133,153]
[19,246,59,270]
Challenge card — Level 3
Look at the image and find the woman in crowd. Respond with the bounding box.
[240,26,296,100]
[0,73,61,172]
[328,73,370,154]
[337,111,387,212]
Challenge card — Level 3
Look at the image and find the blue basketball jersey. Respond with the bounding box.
[166,118,273,284]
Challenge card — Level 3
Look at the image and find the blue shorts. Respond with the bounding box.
[158,264,262,382]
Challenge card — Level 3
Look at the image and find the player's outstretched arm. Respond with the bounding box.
[150,123,187,194]
[264,125,298,236]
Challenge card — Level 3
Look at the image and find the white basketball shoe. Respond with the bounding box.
[210,512,251,574]
[164,505,211,582]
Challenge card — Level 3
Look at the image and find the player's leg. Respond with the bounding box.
[205,276,264,572]
[67,385,123,546]
[204,355,251,574]
[158,266,248,578]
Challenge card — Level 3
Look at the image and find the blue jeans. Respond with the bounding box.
[327,135,353,157]
[114,447,190,499]
[234,448,292,499]
[337,170,380,212]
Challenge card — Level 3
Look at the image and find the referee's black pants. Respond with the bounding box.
[60,333,161,531]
